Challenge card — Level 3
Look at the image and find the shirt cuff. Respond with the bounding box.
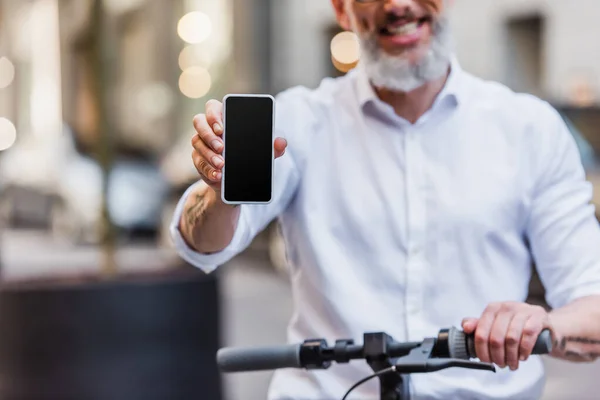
[169,181,250,274]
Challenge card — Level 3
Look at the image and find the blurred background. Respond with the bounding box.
[0,0,597,399]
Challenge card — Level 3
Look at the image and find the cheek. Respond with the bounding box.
[417,0,443,14]
[351,14,375,33]
[359,16,371,31]
[349,5,378,33]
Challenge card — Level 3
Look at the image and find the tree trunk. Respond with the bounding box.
[89,0,117,277]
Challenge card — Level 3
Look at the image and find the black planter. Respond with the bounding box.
[0,263,223,400]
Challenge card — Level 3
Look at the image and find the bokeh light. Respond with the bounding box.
[178,44,212,71]
[568,76,596,107]
[0,57,15,89]
[179,67,212,99]
[177,12,212,44]
[331,31,360,73]
[0,118,17,151]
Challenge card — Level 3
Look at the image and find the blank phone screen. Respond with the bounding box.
[223,96,273,203]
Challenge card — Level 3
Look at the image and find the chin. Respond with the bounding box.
[375,46,429,69]
[357,16,454,93]
[394,48,430,65]
[361,53,449,93]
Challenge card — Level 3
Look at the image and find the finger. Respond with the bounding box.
[505,312,529,370]
[193,114,223,153]
[474,303,501,363]
[519,315,545,362]
[205,99,224,136]
[192,132,224,170]
[274,137,287,159]
[461,318,478,334]
[488,310,513,368]
[192,149,221,182]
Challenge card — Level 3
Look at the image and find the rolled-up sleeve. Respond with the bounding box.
[169,87,311,274]
[526,105,600,309]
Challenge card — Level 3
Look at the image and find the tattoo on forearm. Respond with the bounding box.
[556,336,600,351]
[185,194,208,226]
[564,350,600,360]
[564,337,600,345]
[553,336,600,361]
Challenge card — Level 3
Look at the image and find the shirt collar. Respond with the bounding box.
[355,54,465,109]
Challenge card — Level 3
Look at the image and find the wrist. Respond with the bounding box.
[190,186,241,253]
[208,186,240,211]
[547,312,580,358]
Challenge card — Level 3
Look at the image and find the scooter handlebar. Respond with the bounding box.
[446,327,552,360]
[217,344,301,372]
[216,328,553,373]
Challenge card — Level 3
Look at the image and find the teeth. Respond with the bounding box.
[388,22,418,36]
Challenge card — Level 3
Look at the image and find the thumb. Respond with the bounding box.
[462,318,479,333]
[274,137,287,159]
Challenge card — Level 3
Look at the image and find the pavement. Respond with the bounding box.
[2,228,599,399]
[0,229,180,282]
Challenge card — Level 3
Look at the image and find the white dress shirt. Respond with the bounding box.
[170,58,600,400]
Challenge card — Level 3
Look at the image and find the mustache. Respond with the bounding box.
[380,10,432,26]
[358,11,449,42]
[379,0,443,25]
[383,9,419,23]
[374,12,432,33]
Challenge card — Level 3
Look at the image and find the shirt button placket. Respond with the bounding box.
[404,128,426,341]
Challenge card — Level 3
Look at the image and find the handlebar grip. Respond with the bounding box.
[532,329,553,355]
[216,344,301,372]
[448,327,553,360]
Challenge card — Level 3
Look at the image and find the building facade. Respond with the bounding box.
[449,0,600,107]
[270,0,600,109]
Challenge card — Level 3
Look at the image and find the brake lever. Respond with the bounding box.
[390,336,496,374]
[424,359,496,373]
[393,358,495,373]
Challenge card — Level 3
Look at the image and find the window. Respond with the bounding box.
[504,15,545,98]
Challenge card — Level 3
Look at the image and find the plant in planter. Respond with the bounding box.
[0,1,223,399]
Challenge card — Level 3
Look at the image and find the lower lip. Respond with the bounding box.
[380,23,425,47]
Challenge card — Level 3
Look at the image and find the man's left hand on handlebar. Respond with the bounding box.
[461,302,552,371]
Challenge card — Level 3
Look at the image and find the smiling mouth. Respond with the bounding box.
[380,16,432,36]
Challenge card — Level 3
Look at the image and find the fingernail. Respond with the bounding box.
[215,171,222,180]
[211,171,218,179]
[212,156,223,168]
[212,140,223,151]
[519,355,525,361]
[213,123,222,133]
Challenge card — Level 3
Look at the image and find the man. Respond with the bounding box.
[171,0,600,398]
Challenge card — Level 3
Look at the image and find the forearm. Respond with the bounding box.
[178,184,241,254]
[549,295,600,362]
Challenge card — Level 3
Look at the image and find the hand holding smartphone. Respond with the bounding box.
[190,95,286,205]
[221,94,276,204]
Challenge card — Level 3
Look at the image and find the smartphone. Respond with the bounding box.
[221,94,275,204]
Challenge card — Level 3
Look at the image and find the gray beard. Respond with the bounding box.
[355,16,454,92]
